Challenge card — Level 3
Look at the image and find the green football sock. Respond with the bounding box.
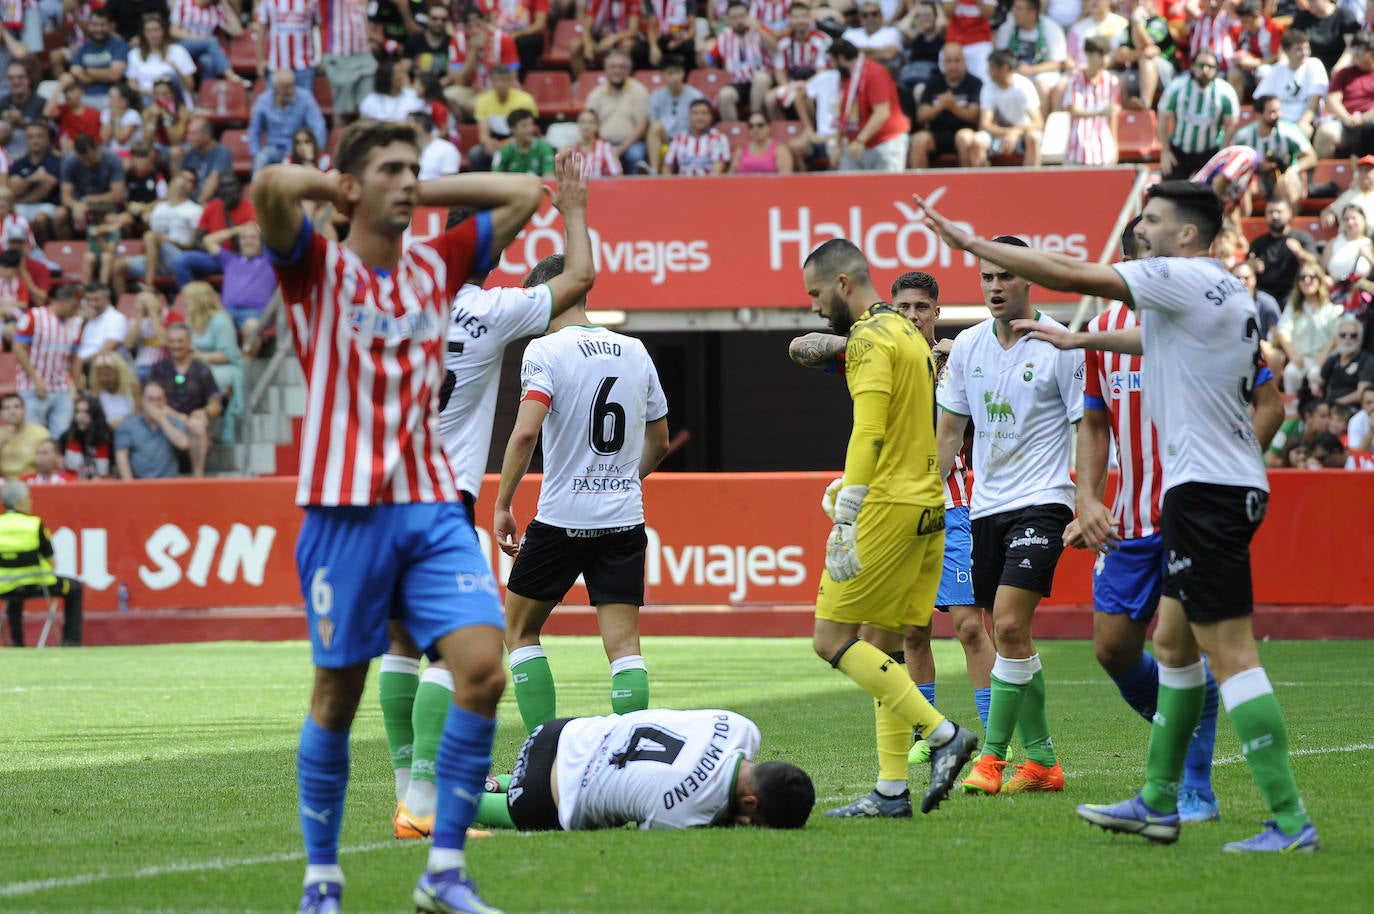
[474,790,515,829]
[609,654,649,715]
[1016,665,1056,767]
[378,656,420,800]
[1223,668,1310,834]
[984,655,1033,760]
[410,671,454,791]
[1141,662,1206,813]
[511,650,557,733]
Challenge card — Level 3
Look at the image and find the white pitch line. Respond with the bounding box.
[1212,742,1374,767]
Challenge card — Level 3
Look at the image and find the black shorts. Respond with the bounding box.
[970,504,1073,609]
[1339,123,1374,157]
[1168,145,1219,181]
[1160,482,1267,624]
[928,128,959,157]
[505,520,647,605]
[508,717,571,832]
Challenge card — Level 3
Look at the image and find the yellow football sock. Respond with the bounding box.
[875,698,910,783]
[836,639,946,739]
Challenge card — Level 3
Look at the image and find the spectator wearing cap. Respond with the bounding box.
[182,119,234,206]
[828,39,910,172]
[1316,32,1374,159]
[172,173,255,288]
[0,62,44,157]
[69,7,129,111]
[646,55,705,175]
[471,65,538,173]
[413,111,462,180]
[248,69,328,173]
[585,49,650,174]
[1322,154,1374,230]
[492,110,555,177]
[59,134,126,240]
[76,283,129,379]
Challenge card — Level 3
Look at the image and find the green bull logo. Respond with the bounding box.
[984,390,1015,423]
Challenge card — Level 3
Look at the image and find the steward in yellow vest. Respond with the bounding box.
[0,481,82,647]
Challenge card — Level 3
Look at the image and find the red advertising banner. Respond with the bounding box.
[405,169,1137,309]
[26,470,1374,612]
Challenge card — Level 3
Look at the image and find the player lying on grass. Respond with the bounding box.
[472,709,816,830]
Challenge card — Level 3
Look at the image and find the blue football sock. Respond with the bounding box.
[912,683,936,739]
[974,687,992,731]
[1111,651,1159,723]
[297,717,350,865]
[432,705,496,852]
[1182,659,1220,797]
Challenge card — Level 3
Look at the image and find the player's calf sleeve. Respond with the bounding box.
[1221,667,1310,834]
[379,655,420,801]
[405,666,454,817]
[1141,660,1205,813]
[474,790,516,829]
[1015,658,1056,766]
[609,654,649,715]
[297,718,350,865]
[510,645,557,733]
[432,705,496,854]
[1182,659,1220,796]
[875,698,911,786]
[833,639,946,739]
[985,655,1034,760]
[1111,652,1160,723]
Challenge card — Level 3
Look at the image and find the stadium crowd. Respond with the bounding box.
[0,0,1369,478]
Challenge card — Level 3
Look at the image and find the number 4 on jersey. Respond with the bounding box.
[609,725,687,768]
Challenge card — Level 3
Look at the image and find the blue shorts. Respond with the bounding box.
[935,506,976,610]
[1092,532,1166,623]
[295,503,504,668]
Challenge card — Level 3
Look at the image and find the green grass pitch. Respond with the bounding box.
[1,637,1371,914]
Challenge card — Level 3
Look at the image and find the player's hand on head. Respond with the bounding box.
[323,169,352,216]
[911,194,973,251]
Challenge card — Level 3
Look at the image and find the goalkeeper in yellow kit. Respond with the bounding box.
[801,238,980,817]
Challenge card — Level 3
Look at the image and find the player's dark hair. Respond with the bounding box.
[1121,216,1142,260]
[751,761,815,829]
[334,119,420,177]
[507,109,535,130]
[1145,180,1224,247]
[525,254,565,288]
[891,271,939,301]
[1083,36,1110,58]
[1281,28,1308,51]
[1253,94,1276,113]
[827,39,859,62]
[804,238,869,283]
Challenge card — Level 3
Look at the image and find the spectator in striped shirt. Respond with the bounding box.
[1232,95,1317,208]
[1156,50,1238,180]
[254,0,320,92]
[170,0,244,83]
[765,2,829,120]
[1315,31,1374,160]
[12,278,81,439]
[662,98,732,175]
[446,9,521,119]
[642,0,697,71]
[1226,0,1284,100]
[320,0,379,123]
[715,1,778,123]
[572,108,624,176]
[1064,36,1119,166]
[572,0,641,78]
[1188,0,1236,75]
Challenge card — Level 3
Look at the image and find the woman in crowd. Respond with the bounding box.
[284,126,332,172]
[1276,267,1344,395]
[91,352,141,431]
[59,394,114,479]
[572,109,624,177]
[182,281,243,445]
[359,58,425,123]
[101,83,145,157]
[1324,205,1374,311]
[731,112,795,174]
[143,76,192,171]
[126,14,197,103]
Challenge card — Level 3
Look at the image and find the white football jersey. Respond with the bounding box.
[937,313,1085,519]
[437,283,552,497]
[554,709,761,831]
[519,325,668,529]
[1113,257,1269,494]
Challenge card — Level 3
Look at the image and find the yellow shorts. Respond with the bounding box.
[815,501,945,631]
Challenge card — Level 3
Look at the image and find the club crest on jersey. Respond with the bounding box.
[1021,362,1034,382]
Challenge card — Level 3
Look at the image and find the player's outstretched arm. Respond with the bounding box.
[912,193,1130,301]
[546,149,595,318]
[1251,375,1284,453]
[417,172,545,256]
[639,417,670,479]
[788,332,847,369]
[936,409,968,481]
[250,164,346,257]
[1008,319,1145,355]
[493,397,549,557]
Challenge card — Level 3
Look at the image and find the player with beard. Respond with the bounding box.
[799,240,979,818]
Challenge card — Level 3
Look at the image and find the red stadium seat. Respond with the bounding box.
[1292,215,1337,243]
[634,70,666,93]
[0,351,16,395]
[1240,216,1267,242]
[525,71,579,120]
[540,19,582,69]
[770,119,805,144]
[573,71,606,108]
[116,293,140,321]
[228,34,257,78]
[196,79,250,127]
[1116,111,1159,163]
[718,120,748,154]
[114,239,144,259]
[455,123,480,155]
[687,68,729,101]
[314,75,334,122]
[42,241,88,280]
[222,128,254,176]
[1300,159,1353,214]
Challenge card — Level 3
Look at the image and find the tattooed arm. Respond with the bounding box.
[789,332,848,370]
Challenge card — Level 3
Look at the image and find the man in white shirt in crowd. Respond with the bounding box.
[412,111,462,179]
[962,49,1043,167]
[120,168,203,290]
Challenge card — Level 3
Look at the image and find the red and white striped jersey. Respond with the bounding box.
[0,273,26,309]
[774,29,830,76]
[1189,12,1236,69]
[1,213,36,249]
[320,0,370,56]
[171,0,229,39]
[449,28,521,88]
[13,306,80,393]
[255,0,319,73]
[274,216,491,507]
[1065,69,1119,166]
[947,1,992,46]
[578,138,623,176]
[944,451,973,509]
[750,0,789,33]
[1083,303,1161,539]
[645,0,692,37]
[586,0,636,38]
[1230,16,1284,61]
[714,27,770,83]
[665,128,731,175]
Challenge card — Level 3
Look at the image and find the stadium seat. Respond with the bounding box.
[222,128,253,176]
[1116,111,1159,163]
[525,71,579,120]
[0,350,16,394]
[116,293,140,321]
[114,239,144,259]
[455,123,480,155]
[1300,159,1352,213]
[573,71,605,108]
[196,79,250,127]
[1292,214,1336,242]
[718,120,748,154]
[1240,216,1266,241]
[314,76,334,122]
[1234,108,1258,130]
[541,19,582,69]
[634,70,666,93]
[688,68,729,100]
[42,241,88,280]
[770,120,805,144]
[227,34,257,78]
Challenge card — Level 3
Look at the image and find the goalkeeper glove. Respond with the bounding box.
[824,485,868,582]
[820,476,844,520]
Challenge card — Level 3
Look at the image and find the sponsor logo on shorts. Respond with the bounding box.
[1245,490,1268,524]
[1018,558,1033,569]
[1166,550,1193,577]
[1009,527,1050,549]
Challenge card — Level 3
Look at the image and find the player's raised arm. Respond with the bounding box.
[913,193,1130,301]
[417,171,545,255]
[545,149,596,318]
[250,164,347,257]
